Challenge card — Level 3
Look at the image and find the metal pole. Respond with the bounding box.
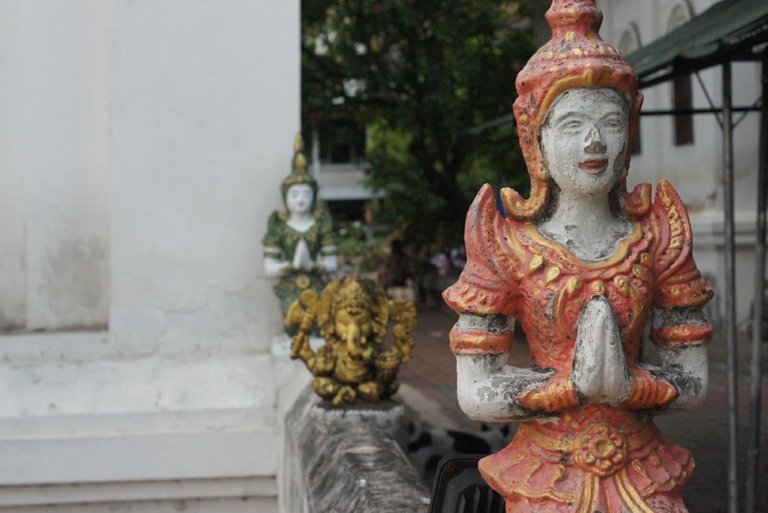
[722,61,740,513]
[745,51,768,513]
[639,106,760,117]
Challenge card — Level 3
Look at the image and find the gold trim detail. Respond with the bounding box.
[520,459,543,482]
[616,471,656,513]
[567,277,583,295]
[525,221,643,269]
[529,255,545,273]
[573,424,628,477]
[657,182,686,272]
[664,268,701,285]
[517,422,653,455]
[546,267,561,283]
[575,474,599,513]
[295,275,311,289]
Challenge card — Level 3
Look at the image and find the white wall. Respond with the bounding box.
[0,0,297,339]
[0,0,111,331]
[107,0,296,356]
[0,1,299,510]
[0,1,26,329]
[22,0,111,331]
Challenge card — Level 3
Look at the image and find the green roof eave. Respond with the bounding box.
[627,0,768,84]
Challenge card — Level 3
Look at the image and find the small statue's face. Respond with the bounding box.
[286,183,314,216]
[335,305,374,359]
[540,87,629,198]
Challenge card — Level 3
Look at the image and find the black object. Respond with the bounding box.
[428,454,505,513]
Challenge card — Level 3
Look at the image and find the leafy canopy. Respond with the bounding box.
[302,0,536,249]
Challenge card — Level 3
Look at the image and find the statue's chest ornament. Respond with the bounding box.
[516,223,654,337]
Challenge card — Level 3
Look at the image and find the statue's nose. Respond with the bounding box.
[584,125,607,154]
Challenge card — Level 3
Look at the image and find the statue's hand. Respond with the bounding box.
[292,239,314,271]
[517,371,579,413]
[375,347,402,371]
[332,386,356,406]
[312,347,335,376]
[289,334,306,360]
[625,367,678,410]
[291,243,303,270]
[571,297,631,405]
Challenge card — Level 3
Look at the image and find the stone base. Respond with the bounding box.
[312,400,406,435]
[282,387,428,513]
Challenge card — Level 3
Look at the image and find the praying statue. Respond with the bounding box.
[263,134,338,333]
[444,1,714,512]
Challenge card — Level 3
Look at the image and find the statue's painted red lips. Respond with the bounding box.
[579,159,608,174]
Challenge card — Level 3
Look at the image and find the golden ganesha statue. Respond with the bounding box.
[287,276,416,406]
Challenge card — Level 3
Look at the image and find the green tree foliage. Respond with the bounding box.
[302,0,536,248]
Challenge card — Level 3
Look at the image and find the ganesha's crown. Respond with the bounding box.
[335,279,373,310]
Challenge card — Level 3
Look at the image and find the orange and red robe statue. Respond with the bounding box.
[443,1,714,512]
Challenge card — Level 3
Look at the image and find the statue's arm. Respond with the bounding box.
[263,212,292,276]
[264,252,292,276]
[305,345,335,376]
[633,306,710,413]
[317,249,338,273]
[447,186,569,421]
[454,314,554,422]
[631,180,714,412]
[315,210,338,273]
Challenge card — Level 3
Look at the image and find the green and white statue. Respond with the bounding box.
[263,134,338,333]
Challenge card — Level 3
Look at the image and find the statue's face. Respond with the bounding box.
[285,183,314,216]
[539,87,629,198]
[335,305,374,359]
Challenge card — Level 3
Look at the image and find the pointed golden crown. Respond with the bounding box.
[281,132,318,199]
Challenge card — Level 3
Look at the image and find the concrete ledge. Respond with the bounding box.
[0,337,279,511]
[284,387,429,513]
[690,209,760,248]
[0,497,277,513]
[0,408,278,511]
[0,476,275,507]
[0,413,276,485]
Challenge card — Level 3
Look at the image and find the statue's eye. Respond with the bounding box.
[561,119,583,130]
[603,116,624,130]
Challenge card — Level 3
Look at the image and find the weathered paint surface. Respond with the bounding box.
[443,1,714,511]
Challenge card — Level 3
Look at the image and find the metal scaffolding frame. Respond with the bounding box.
[627,1,768,510]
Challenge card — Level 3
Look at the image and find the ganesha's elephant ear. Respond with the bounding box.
[389,299,417,363]
[315,279,342,339]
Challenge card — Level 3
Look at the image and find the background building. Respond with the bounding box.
[597,0,763,327]
[0,1,299,511]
